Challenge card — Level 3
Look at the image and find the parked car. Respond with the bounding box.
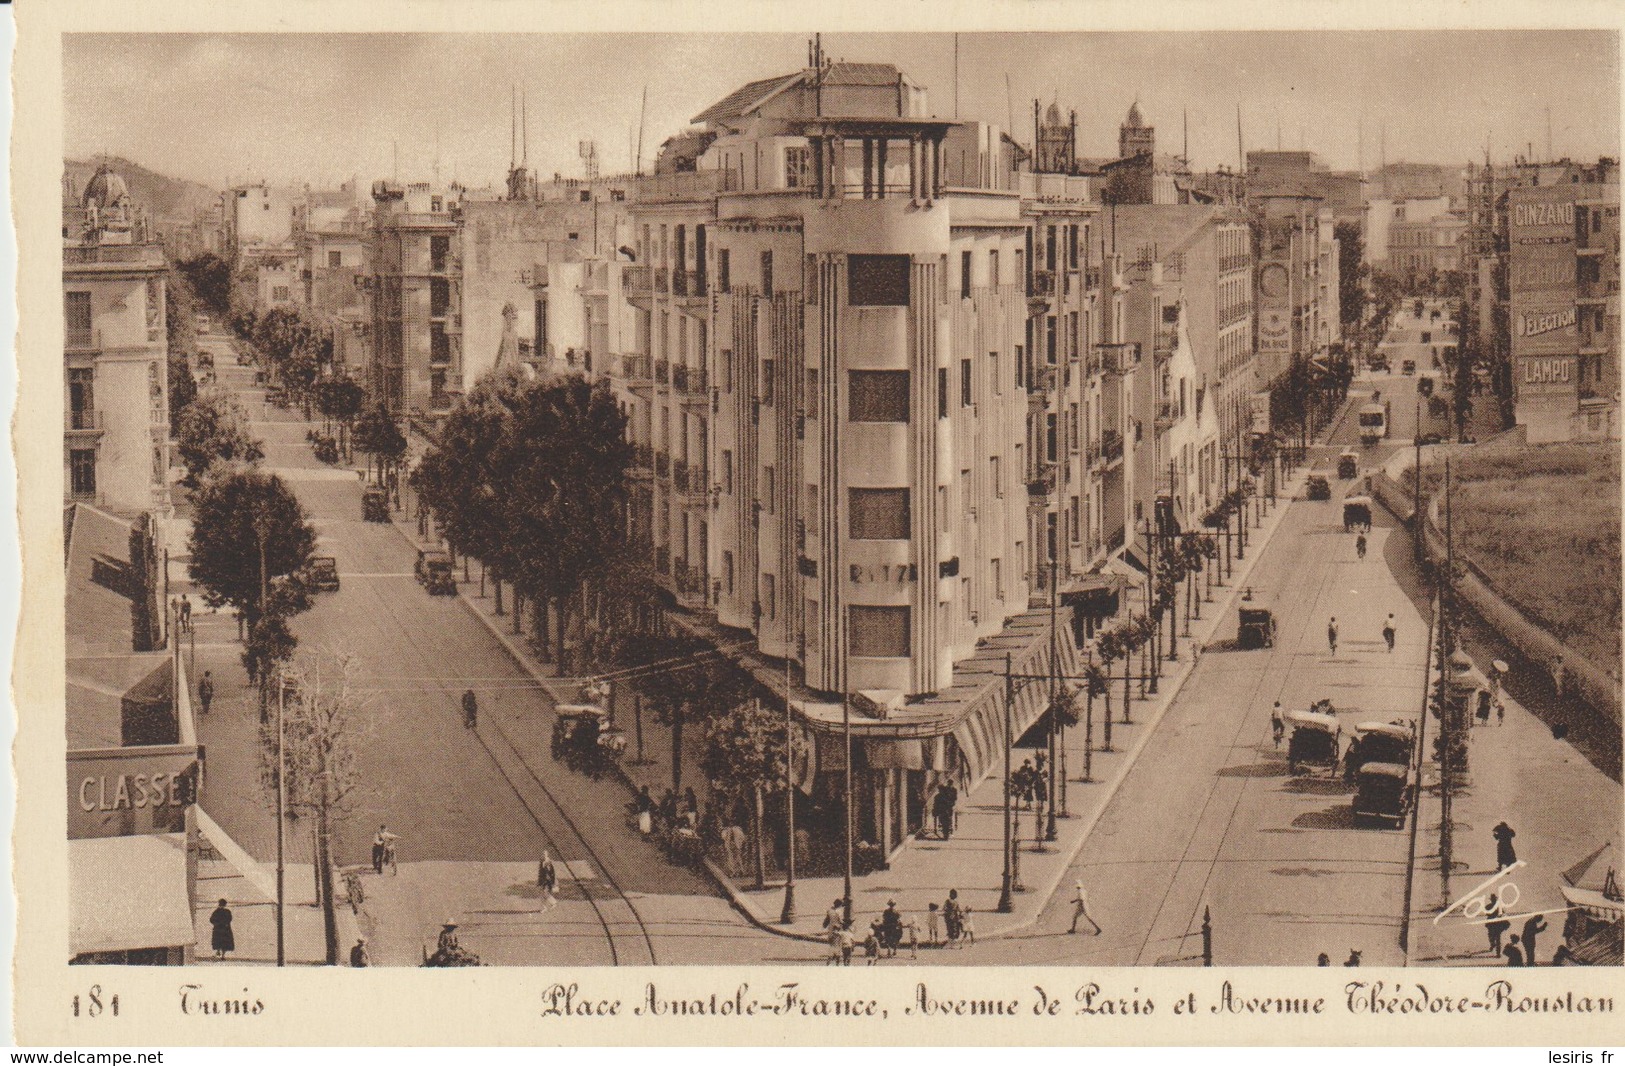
[302,556,340,592]
[362,487,390,523]
[415,549,456,595]
[1401,359,1417,375]
[1354,762,1413,828]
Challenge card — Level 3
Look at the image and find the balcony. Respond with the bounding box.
[1100,344,1141,375]
[1085,444,1103,469]
[1028,270,1056,302]
[654,359,670,386]
[654,451,671,478]
[628,442,654,478]
[64,243,166,269]
[623,265,651,293]
[654,267,669,294]
[66,408,104,435]
[1102,429,1124,462]
[1084,266,1102,291]
[1028,365,1058,395]
[1026,466,1056,500]
[671,269,707,300]
[674,559,708,598]
[1155,326,1179,355]
[618,353,653,388]
[66,328,102,352]
[1155,400,1181,429]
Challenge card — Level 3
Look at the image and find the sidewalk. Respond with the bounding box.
[191,858,362,966]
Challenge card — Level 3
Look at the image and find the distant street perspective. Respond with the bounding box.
[62,31,1620,970]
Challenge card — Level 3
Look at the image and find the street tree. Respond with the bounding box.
[244,613,297,691]
[1092,630,1121,751]
[167,352,198,437]
[701,697,786,890]
[353,403,408,487]
[166,269,199,362]
[259,654,370,965]
[176,252,233,320]
[188,467,317,631]
[176,389,264,486]
[315,376,366,459]
[630,633,747,793]
[495,373,631,670]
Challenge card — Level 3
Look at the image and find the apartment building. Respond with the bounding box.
[367,180,466,415]
[63,164,173,517]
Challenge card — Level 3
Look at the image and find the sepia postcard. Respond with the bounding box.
[12,0,1625,1047]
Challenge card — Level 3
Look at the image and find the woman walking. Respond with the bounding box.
[209,899,235,961]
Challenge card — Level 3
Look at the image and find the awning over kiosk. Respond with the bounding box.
[69,833,193,956]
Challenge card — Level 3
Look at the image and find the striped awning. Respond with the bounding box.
[946,614,1083,788]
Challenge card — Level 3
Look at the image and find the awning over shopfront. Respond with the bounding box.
[195,806,277,901]
[69,833,193,956]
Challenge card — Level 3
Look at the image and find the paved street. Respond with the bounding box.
[183,335,799,965]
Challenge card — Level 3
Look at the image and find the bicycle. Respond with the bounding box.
[344,870,366,910]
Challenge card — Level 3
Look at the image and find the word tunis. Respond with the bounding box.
[177,984,265,1016]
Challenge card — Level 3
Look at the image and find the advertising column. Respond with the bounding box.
[1508,185,1580,442]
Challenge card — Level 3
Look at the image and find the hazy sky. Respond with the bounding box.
[65,31,1620,190]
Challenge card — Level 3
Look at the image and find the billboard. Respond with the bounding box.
[1508,186,1581,363]
[69,745,199,840]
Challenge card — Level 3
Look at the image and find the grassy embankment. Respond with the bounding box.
[1417,443,1621,669]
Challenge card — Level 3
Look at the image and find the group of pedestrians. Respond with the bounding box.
[926,779,960,840]
[1322,613,1398,655]
[821,890,977,964]
[1010,755,1049,811]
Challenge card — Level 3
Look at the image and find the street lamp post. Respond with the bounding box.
[842,692,854,930]
[998,655,1016,913]
[1045,557,1061,841]
[276,671,287,967]
[780,624,796,925]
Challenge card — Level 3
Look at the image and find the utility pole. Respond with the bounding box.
[998,655,1015,912]
[1399,592,1437,961]
[841,691,853,929]
[780,612,796,924]
[1439,457,1455,906]
[1045,556,1061,842]
[276,672,287,967]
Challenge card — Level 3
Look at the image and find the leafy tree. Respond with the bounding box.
[315,376,366,458]
[177,252,233,319]
[176,389,264,486]
[701,697,785,889]
[188,468,317,630]
[165,269,199,360]
[354,403,408,486]
[1334,220,1367,328]
[495,373,632,670]
[630,633,748,792]
[244,613,297,689]
[167,352,198,437]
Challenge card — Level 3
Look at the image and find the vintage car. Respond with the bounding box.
[1401,359,1417,376]
[362,487,391,523]
[415,549,456,595]
[1286,707,1341,776]
[1353,762,1413,828]
[1238,604,1277,650]
[1306,475,1332,501]
[302,556,340,592]
[551,703,622,778]
[1343,496,1373,532]
[1337,451,1360,480]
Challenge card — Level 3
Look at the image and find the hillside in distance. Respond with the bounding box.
[65,155,219,223]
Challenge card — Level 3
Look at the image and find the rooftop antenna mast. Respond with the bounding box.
[1235,103,1244,173]
[953,33,960,119]
[1183,108,1189,167]
[1005,73,1015,146]
[636,85,648,176]
[522,88,529,166]
[511,86,517,170]
[1546,106,1553,160]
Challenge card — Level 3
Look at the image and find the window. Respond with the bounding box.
[960,251,973,295]
[937,368,948,419]
[328,250,343,268]
[68,368,94,430]
[1046,316,1058,365]
[1069,403,1080,451]
[1046,413,1058,463]
[848,254,910,306]
[723,551,735,595]
[430,235,450,271]
[849,605,910,657]
[761,251,774,297]
[992,558,1003,600]
[272,286,290,302]
[65,291,92,347]
[70,448,96,498]
[806,370,819,419]
[989,250,1000,288]
[961,359,973,407]
[849,488,910,540]
[722,350,734,391]
[849,370,910,422]
[991,456,1002,497]
[785,146,811,189]
[718,249,731,293]
[761,360,775,405]
[722,450,733,494]
[990,352,1000,394]
[1070,497,1082,543]
[1015,344,1025,389]
[763,465,776,513]
[430,196,444,212]
[536,300,550,352]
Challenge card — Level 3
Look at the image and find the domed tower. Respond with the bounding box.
[81,163,134,244]
[1035,100,1076,175]
[1119,100,1154,160]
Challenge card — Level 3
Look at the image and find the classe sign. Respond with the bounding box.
[68,744,200,840]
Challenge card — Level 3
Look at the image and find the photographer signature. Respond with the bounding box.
[1433,860,1571,926]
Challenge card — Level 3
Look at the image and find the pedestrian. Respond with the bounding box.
[1521,914,1549,966]
[864,922,882,965]
[372,824,392,874]
[959,907,976,946]
[1552,656,1567,700]
[721,824,748,877]
[1493,822,1518,871]
[349,937,369,967]
[943,889,963,944]
[209,899,234,960]
[934,780,959,840]
[1271,702,1285,749]
[1485,893,1511,955]
[1497,699,1506,727]
[1382,614,1396,653]
[462,689,478,729]
[1356,533,1367,560]
[905,917,919,959]
[1317,953,1330,966]
[437,921,461,957]
[826,926,843,966]
[659,788,680,826]
[180,595,193,633]
[926,902,941,946]
[1344,949,1361,967]
[683,787,699,818]
[839,925,856,966]
[824,898,845,934]
[1503,934,1524,967]
[1327,617,1339,655]
[880,899,903,957]
[537,849,558,909]
[1069,881,1102,935]
[1476,690,1493,727]
[198,670,214,716]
